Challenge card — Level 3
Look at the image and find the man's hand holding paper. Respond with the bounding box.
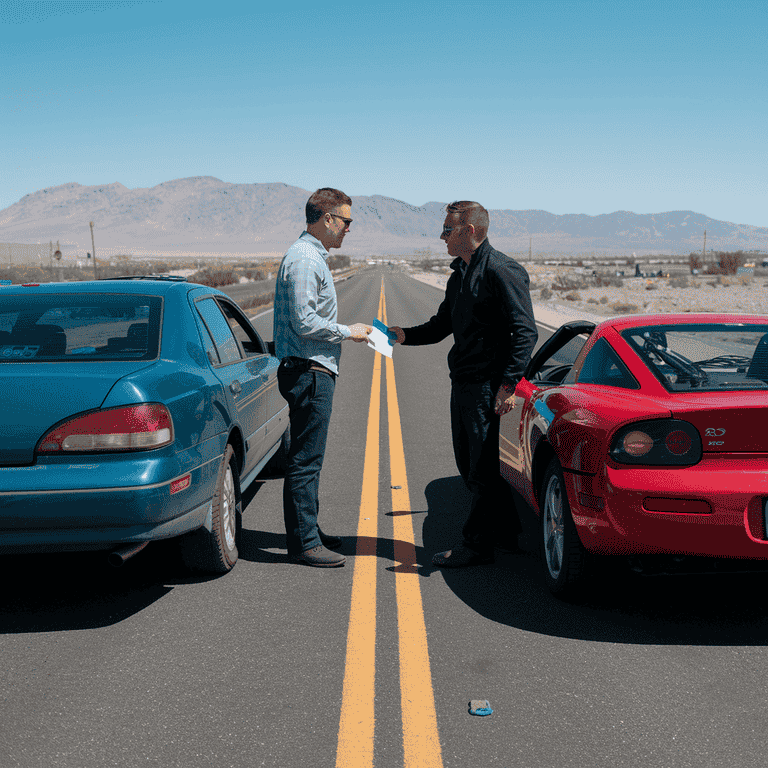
[366,318,397,357]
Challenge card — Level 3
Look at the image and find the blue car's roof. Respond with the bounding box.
[0,279,221,297]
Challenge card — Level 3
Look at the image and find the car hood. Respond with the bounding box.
[0,362,154,465]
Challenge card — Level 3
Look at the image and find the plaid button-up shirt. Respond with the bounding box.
[273,231,351,375]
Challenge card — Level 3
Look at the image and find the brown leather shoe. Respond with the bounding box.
[432,544,494,568]
[291,545,346,568]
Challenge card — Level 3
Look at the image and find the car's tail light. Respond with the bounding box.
[610,419,701,465]
[38,404,173,453]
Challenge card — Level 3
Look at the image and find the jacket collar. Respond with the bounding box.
[449,238,490,272]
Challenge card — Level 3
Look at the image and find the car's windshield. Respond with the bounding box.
[0,294,162,362]
[621,323,768,391]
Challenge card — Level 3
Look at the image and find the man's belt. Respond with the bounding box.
[280,357,336,378]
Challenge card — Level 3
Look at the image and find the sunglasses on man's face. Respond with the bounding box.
[441,225,459,237]
[329,213,353,228]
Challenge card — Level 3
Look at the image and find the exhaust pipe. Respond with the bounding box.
[108,541,149,567]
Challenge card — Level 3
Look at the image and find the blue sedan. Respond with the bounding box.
[0,276,288,573]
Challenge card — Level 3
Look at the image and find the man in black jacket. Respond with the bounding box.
[389,201,537,567]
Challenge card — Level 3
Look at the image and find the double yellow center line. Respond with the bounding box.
[336,282,443,768]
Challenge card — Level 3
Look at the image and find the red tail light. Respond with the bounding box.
[610,419,702,466]
[38,404,173,453]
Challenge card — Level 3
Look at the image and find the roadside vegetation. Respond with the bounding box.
[689,250,749,275]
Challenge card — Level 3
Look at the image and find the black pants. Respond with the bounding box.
[450,379,520,553]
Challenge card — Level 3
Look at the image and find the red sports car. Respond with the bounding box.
[500,313,768,596]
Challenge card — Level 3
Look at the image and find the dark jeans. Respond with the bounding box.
[450,379,520,554]
[278,366,336,556]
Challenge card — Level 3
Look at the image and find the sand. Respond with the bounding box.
[410,265,768,328]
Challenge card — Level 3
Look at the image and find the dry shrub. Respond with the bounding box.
[610,302,639,313]
[668,276,688,289]
[565,292,581,301]
[645,283,658,290]
[599,296,608,304]
[242,269,266,281]
[540,287,552,300]
[587,297,599,304]
[738,275,753,287]
[239,293,274,312]
[189,268,237,288]
[552,274,585,292]
[689,253,703,273]
[594,273,623,288]
[703,251,745,275]
[717,251,744,275]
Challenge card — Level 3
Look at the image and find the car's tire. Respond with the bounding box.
[540,457,588,597]
[180,444,241,574]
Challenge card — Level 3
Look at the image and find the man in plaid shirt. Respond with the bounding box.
[274,188,371,567]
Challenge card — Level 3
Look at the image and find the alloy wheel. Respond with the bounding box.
[543,473,565,579]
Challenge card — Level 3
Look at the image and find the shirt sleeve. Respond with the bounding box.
[492,259,538,384]
[283,256,351,342]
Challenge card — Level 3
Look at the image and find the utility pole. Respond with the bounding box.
[702,229,707,259]
[89,221,98,279]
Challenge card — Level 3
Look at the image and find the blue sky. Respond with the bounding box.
[2,0,767,226]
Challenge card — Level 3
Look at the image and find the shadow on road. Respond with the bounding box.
[0,549,181,634]
[420,475,768,646]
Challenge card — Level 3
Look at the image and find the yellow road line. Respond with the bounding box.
[336,281,443,767]
[382,290,444,768]
[335,289,385,768]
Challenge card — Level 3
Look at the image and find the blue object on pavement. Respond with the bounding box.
[469,699,493,716]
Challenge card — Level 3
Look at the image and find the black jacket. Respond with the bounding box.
[402,239,538,385]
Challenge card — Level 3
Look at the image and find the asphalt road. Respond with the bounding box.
[3,268,768,768]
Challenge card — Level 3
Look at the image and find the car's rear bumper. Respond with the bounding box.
[0,449,222,552]
[0,498,213,553]
[566,455,768,558]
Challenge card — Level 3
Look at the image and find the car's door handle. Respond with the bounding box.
[230,380,242,395]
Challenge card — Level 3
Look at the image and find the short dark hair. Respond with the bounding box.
[446,200,489,242]
[306,188,352,225]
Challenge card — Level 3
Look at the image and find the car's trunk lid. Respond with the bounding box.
[0,362,152,465]
[670,393,768,452]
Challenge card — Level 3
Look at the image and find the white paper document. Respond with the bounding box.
[366,318,396,358]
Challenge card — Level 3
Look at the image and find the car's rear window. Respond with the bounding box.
[0,294,162,362]
[621,323,768,391]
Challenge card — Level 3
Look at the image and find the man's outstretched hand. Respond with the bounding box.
[348,323,373,342]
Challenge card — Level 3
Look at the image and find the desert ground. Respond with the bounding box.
[411,263,768,323]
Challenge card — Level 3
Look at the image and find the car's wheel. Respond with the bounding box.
[180,444,241,574]
[540,457,588,597]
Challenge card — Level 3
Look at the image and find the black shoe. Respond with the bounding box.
[291,545,346,568]
[318,530,342,550]
[432,544,494,568]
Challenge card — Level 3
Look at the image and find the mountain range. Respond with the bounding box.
[1,176,766,259]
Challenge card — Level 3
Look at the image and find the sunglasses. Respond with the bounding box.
[441,225,459,237]
[329,213,353,228]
